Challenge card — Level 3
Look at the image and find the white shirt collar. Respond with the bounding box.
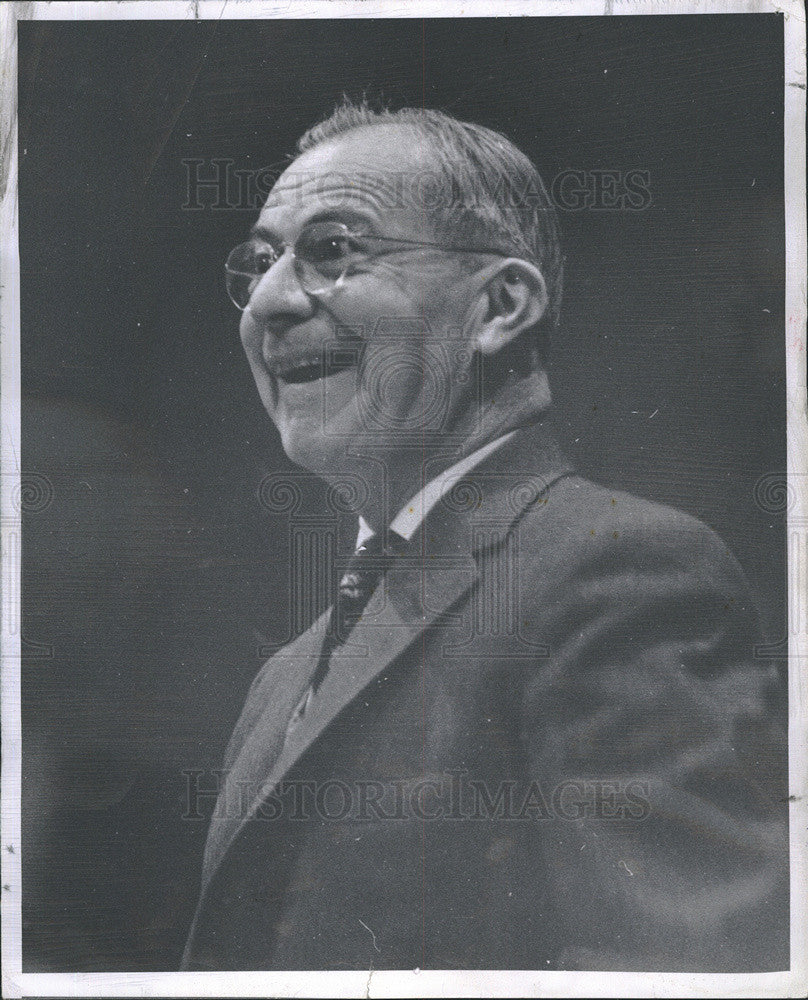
[355,431,516,550]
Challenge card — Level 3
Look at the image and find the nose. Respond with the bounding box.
[244,247,315,326]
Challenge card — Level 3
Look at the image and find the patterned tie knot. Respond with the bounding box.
[301,530,408,702]
[336,531,407,633]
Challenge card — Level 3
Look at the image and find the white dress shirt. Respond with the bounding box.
[354,430,516,550]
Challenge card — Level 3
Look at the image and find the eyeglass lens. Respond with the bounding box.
[225,222,363,309]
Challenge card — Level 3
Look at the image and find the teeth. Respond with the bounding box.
[279,357,320,375]
[266,341,364,380]
[269,353,358,384]
[268,356,321,376]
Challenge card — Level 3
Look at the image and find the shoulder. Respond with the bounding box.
[518,473,752,601]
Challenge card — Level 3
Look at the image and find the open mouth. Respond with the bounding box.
[273,348,362,385]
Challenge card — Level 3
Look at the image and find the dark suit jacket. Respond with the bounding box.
[182,420,788,972]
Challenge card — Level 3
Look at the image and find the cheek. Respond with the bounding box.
[239,315,269,379]
[354,346,455,433]
[331,266,464,332]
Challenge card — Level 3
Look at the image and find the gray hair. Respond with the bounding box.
[296,98,563,334]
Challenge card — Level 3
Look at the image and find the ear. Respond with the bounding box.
[472,259,549,357]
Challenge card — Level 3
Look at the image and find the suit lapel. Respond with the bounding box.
[199,612,329,886]
[201,554,477,888]
[200,420,574,890]
[271,551,478,771]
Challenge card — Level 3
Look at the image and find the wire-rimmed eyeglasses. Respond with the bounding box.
[224,220,514,311]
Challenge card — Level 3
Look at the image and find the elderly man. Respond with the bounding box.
[182,102,788,972]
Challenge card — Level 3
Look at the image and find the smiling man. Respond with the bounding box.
[234,113,558,527]
[182,102,788,972]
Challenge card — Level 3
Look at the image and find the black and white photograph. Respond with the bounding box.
[1,1,806,996]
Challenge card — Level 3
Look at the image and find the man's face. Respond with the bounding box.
[238,125,480,472]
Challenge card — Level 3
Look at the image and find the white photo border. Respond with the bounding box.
[1,2,805,997]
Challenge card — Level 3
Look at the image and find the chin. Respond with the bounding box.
[278,425,330,473]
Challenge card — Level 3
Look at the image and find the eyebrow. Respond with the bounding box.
[249,209,378,242]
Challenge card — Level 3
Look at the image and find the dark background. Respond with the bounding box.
[19,14,786,971]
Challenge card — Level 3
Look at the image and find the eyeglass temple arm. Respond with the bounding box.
[361,232,512,257]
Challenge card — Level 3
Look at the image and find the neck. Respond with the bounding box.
[310,364,554,533]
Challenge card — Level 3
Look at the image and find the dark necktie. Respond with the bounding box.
[286,531,407,734]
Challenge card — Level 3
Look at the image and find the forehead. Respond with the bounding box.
[258,125,442,235]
